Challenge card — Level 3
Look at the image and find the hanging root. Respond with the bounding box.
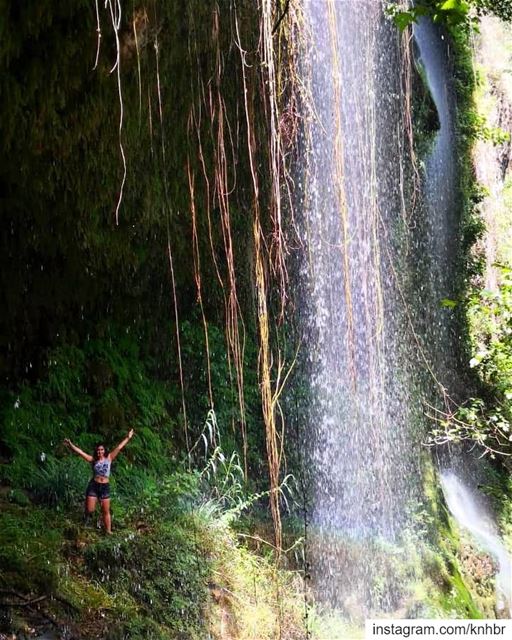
[187,153,215,415]
[263,0,288,303]
[255,218,284,554]
[167,232,190,452]
[149,3,189,448]
[93,0,102,70]
[401,25,421,225]
[92,2,127,225]
[244,0,302,561]
[189,4,249,472]
[234,6,284,555]
[326,0,358,391]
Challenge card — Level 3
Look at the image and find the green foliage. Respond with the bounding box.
[200,446,246,512]
[389,0,512,33]
[465,269,512,449]
[474,0,512,21]
[203,511,304,640]
[0,505,63,594]
[441,298,459,309]
[83,518,210,638]
[426,266,512,458]
[0,330,180,497]
[113,468,202,527]
[31,456,91,508]
[458,107,511,146]
[480,467,512,546]
[427,268,512,454]
[0,429,305,639]
[107,616,169,640]
[388,1,474,32]
[180,319,264,476]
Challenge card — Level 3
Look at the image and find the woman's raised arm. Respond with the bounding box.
[64,438,93,463]
[110,429,135,461]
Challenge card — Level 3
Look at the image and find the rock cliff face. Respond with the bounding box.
[474,17,512,290]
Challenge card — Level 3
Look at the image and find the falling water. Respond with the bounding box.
[293,0,468,621]
[415,19,512,620]
[296,0,427,617]
[441,471,512,614]
[412,19,459,384]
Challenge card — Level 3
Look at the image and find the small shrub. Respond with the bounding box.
[30,456,90,508]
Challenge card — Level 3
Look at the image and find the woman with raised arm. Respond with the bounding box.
[64,429,135,534]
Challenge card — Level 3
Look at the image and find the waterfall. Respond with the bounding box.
[293,0,470,621]
[415,17,512,621]
[412,19,459,384]
[440,471,512,613]
[296,0,427,617]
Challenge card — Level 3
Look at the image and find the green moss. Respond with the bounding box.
[0,504,63,594]
[396,457,486,619]
[82,518,210,637]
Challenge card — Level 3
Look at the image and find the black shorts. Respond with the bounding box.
[85,479,110,501]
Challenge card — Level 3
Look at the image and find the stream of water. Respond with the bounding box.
[297,0,425,617]
[295,0,467,621]
[441,471,512,613]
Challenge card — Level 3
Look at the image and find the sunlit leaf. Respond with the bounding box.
[392,11,416,31]
[440,0,469,13]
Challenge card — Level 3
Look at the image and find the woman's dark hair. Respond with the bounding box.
[93,443,109,460]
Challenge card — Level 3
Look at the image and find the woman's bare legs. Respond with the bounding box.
[85,496,97,525]
[101,498,112,534]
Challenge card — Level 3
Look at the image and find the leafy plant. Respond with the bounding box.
[389,0,512,34]
[0,330,180,490]
[427,267,512,456]
[30,456,90,508]
[387,1,474,32]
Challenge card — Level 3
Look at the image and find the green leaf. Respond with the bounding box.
[393,11,416,31]
[440,0,468,12]
[440,298,458,308]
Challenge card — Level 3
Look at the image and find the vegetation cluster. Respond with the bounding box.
[389,0,512,32]
[388,1,512,621]
[0,1,301,638]
[391,0,512,461]
[0,333,304,639]
[3,0,512,637]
